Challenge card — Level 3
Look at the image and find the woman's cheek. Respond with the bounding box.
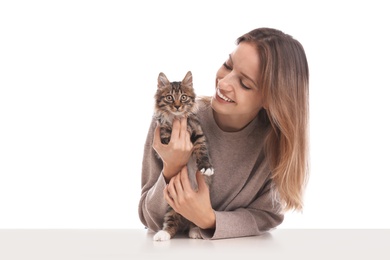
[216,67,227,84]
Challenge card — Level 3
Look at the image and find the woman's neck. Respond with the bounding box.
[212,110,256,132]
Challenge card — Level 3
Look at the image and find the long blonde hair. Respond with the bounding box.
[237,28,310,211]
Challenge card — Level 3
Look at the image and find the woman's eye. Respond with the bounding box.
[180,95,188,101]
[165,95,173,101]
[240,80,250,90]
[223,62,232,70]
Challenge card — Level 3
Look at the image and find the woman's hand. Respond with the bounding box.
[164,166,216,230]
[153,118,193,182]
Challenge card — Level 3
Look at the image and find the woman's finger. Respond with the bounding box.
[179,166,192,191]
[167,176,177,199]
[185,130,193,151]
[173,171,184,195]
[196,171,208,192]
[170,119,180,141]
[179,117,188,139]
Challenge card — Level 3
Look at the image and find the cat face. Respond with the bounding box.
[155,71,197,117]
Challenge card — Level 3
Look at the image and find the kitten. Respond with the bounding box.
[153,71,214,241]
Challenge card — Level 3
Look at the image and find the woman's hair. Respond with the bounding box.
[237,28,310,212]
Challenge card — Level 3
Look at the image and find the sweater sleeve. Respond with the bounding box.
[138,119,168,232]
[200,179,284,240]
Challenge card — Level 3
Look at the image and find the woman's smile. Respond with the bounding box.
[215,88,235,103]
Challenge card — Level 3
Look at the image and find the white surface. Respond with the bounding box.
[1,0,390,229]
[0,229,389,260]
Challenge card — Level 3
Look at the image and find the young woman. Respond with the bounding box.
[138,27,310,240]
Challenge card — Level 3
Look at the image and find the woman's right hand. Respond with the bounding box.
[152,118,193,182]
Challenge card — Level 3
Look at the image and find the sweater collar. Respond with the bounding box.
[205,105,260,140]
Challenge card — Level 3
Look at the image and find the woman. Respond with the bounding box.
[138,27,309,240]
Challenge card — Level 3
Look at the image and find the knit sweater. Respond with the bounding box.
[138,98,284,240]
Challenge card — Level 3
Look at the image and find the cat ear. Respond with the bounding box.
[158,72,170,88]
[182,71,193,87]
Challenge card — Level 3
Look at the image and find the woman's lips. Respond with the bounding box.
[216,88,234,103]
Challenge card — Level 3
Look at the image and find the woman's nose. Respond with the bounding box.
[218,74,234,91]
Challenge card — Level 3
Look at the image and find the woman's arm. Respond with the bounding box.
[200,179,284,240]
[138,120,167,232]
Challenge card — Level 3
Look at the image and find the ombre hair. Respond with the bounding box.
[237,28,310,211]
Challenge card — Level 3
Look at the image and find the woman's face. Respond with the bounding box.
[211,42,264,121]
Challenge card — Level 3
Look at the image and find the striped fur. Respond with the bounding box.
[153,71,214,241]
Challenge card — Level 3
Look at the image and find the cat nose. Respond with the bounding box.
[174,105,180,110]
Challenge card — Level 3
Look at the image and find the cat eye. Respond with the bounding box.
[165,95,173,102]
[180,95,188,102]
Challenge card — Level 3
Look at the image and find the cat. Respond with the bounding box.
[152,71,214,241]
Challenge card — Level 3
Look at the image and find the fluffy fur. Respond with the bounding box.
[153,71,213,241]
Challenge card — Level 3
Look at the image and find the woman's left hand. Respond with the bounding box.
[164,166,216,230]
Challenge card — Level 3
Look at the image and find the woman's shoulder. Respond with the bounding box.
[195,95,212,111]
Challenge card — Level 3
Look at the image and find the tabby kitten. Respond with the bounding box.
[153,71,214,241]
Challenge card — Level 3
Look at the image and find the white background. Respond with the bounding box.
[1,0,389,229]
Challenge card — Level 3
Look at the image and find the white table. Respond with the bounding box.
[0,229,389,259]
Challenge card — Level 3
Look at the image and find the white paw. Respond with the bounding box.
[153,230,171,241]
[188,226,202,239]
[200,168,214,176]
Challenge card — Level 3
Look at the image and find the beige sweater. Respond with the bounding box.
[138,99,284,239]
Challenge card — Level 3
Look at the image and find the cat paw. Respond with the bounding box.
[200,167,214,176]
[153,230,171,241]
[188,226,202,239]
